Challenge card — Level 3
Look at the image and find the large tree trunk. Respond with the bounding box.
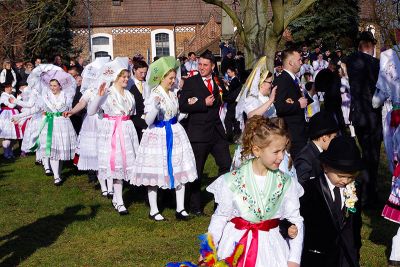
[203,0,317,71]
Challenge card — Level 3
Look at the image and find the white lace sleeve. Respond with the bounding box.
[281,179,304,264]
[206,175,235,247]
[244,96,261,115]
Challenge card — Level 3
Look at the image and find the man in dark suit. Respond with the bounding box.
[315,61,346,134]
[300,136,363,267]
[179,50,232,215]
[128,60,148,141]
[274,49,308,159]
[294,111,338,184]
[347,31,381,207]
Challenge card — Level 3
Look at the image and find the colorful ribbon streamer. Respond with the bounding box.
[230,217,280,267]
[30,112,62,156]
[154,116,177,189]
[103,114,129,172]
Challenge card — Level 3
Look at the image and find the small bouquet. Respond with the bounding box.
[344,181,358,216]
[166,233,243,267]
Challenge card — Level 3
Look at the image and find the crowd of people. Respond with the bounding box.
[0,30,399,267]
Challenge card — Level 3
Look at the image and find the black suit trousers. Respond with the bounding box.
[355,123,382,205]
[188,131,232,212]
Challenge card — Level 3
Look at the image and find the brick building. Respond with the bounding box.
[72,0,223,61]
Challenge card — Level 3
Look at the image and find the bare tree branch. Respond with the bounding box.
[283,0,317,29]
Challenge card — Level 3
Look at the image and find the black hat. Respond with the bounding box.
[319,136,363,173]
[308,111,339,140]
[358,31,377,45]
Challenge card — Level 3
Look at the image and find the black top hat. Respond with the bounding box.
[359,31,377,45]
[319,136,363,173]
[308,111,339,140]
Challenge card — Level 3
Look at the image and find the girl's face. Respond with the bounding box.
[253,134,288,171]
[50,81,61,95]
[259,77,273,96]
[160,71,176,91]
[115,72,129,88]
[4,85,12,94]
[5,63,11,70]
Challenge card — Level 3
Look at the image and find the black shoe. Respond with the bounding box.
[45,169,53,176]
[35,160,42,165]
[389,260,400,267]
[107,192,114,199]
[115,204,129,216]
[54,178,63,186]
[101,191,108,197]
[148,212,166,221]
[192,210,206,217]
[175,210,191,221]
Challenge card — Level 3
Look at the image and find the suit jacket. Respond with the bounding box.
[274,70,307,143]
[179,74,226,143]
[293,141,321,184]
[347,51,381,129]
[128,83,147,139]
[70,86,84,135]
[300,171,362,267]
[222,76,241,112]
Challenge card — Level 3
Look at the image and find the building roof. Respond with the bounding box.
[73,0,223,27]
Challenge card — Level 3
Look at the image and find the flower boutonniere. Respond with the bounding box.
[344,181,358,216]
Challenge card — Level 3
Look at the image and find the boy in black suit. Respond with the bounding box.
[179,50,232,215]
[300,136,363,267]
[294,111,338,184]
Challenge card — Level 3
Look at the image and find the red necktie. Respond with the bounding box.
[206,78,213,94]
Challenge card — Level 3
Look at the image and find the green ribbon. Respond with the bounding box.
[30,112,62,156]
[393,104,400,111]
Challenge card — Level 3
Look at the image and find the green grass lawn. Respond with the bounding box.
[0,147,398,266]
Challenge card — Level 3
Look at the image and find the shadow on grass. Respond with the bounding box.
[0,204,99,266]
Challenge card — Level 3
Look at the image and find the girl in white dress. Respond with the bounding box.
[206,115,303,267]
[87,67,139,215]
[64,87,114,198]
[234,57,277,169]
[131,57,197,221]
[0,83,21,159]
[34,79,77,185]
[339,63,351,125]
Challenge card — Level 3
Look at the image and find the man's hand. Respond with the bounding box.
[298,97,307,108]
[205,95,215,106]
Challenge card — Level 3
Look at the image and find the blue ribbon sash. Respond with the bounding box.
[154,116,178,188]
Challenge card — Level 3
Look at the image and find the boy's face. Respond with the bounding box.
[326,170,356,188]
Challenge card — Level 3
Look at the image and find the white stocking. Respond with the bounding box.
[2,140,10,157]
[175,184,188,216]
[148,186,163,220]
[113,180,124,206]
[43,158,50,171]
[106,179,114,194]
[98,179,107,193]
[50,160,61,179]
[390,226,400,261]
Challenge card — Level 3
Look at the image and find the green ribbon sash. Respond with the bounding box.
[30,112,62,156]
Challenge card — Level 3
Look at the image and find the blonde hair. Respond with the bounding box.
[162,68,177,80]
[115,69,129,82]
[241,115,290,161]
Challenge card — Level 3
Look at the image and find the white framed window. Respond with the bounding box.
[151,29,175,58]
[91,33,113,59]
